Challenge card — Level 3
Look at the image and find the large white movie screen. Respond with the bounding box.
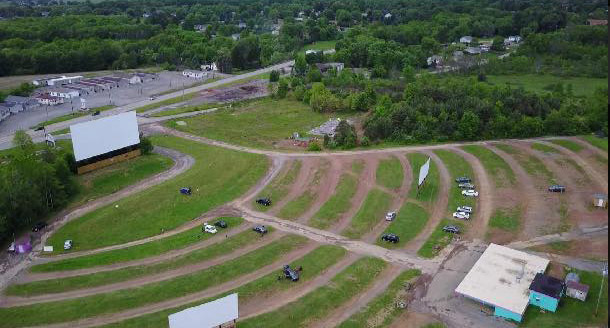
[70,111,140,162]
[168,294,238,328]
[418,157,431,186]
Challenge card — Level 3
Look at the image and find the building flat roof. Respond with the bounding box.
[529,273,565,299]
[455,243,549,315]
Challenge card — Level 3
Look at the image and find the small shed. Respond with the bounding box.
[529,273,565,312]
[593,194,608,208]
[566,280,589,301]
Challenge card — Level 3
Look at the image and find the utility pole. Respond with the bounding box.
[595,262,608,316]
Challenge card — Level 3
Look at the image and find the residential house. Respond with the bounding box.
[465,47,482,55]
[194,24,208,32]
[35,94,63,105]
[238,22,247,29]
[459,36,473,44]
[49,88,80,99]
[78,81,104,92]
[183,70,206,79]
[315,62,344,73]
[0,102,21,115]
[504,35,522,46]
[5,95,39,111]
[231,33,241,41]
[427,55,443,67]
[587,19,608,26]
[201,63,218,71]
[384,13,392,19]
[565,275,589,302]
[529,273,565,312]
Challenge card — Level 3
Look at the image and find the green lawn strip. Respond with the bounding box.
[548,139,585,153]
[166,98,330,149]
[134,93,198,113]
[300,40,337,54]
[149,102,222,117]
[351,159,365,174]
[521,270,608,328]
[51,127,69,136]
[278,192,315,220]
[532,142,560,154]
[0,236,307,328]
[488,207,521,232]
[376,156,404,190]
[462,145,515,187]
[337,269,421,328]
[377,202,428,249]
[485,75,607,97]
[495,143,555,184]
[71,154,173,205]
[310,174,358,229]
[255,159,301,211]
[47,134,268,252]
[417,219,464,258]
[34,105,116,128]
[239,257,387,328]
[343,189,392,239]
[97,245,347,328]
[213,72,270,88]
[31,217,244,273]
[434,150,476,214]
[580,135,608,152]
[407,153,439,203]
[10,224,262,296]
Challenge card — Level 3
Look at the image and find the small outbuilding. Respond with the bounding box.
[593,193,608,208]
[566,280,589,301]
[529,273,565,312]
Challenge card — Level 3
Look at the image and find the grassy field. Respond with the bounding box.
[377,202,429,249]
[34,105,116,128]
[338,269,421,328]
[239,257,387,328]
[486,74,608,97]
[548,139,585,152]
[407,153,439,203]
[310,174,358,229]
[488,208,521,232]
[150,102,221,117]
[9,221,258,296]
[301,40,337,53]
[521,270,608,328]
[47,135,268,252]
[255,160,301,211]
[134,92,199,113]
[462,145,515,187]
[495,143,555,183]
[0,236,307,328]
[98,245,347,328]
[31,218,244,272]
[166,98,330,149]
[376,156,404,189]
[434,150,476,214]
[580,135,608,152]
[418,219,464,258]
[278,161,328,220]
[532,142,560,154]
[343,189,392,239]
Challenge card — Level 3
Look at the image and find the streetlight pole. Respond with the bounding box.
[595,262,608,316]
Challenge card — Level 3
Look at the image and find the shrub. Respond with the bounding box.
[269,70,280,82]
[308,141,322,151]
[139,136,153,154]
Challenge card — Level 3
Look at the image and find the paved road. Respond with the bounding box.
[0,61,294,150]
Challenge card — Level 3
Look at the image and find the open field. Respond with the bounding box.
[486,74,608,97]
[495,143,555,183]
[488,207,521,232]
[548,139,585,152]
[46,135,268,251]
[149,102,221,117]
[581,135,608,151]
[377,202,429,249]
[166,98,330,149]
[343,189,392,239]
[34,105,116,128]
[301,40,338,53]
[310,173,359,229]
[376,156,404,190]
[462,145,515,187]
[255,159,301,211]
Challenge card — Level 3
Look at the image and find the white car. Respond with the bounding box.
[453,211,470,220]
[64,240,73,250]
[385,211,397,221]
[462,190,479,197]
[203,223,217,234]
[457,206,473,214]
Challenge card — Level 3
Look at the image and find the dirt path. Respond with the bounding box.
[449,147,494,241]
[299,157,344,223]
[24,241,319,328]
[17,224,257,283]
[506,225,608,250]
[308,265,404,328]
[0,147,194,291]
[239,253,362,320]
[2,234,283,307]
[569,136,608,159]
[404,151,450,253]
[270,158,318,216]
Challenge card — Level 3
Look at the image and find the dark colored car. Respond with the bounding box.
[34,126,45,131]
[256,198,272,206]
[381,233,400,243]
[283,265,300,281]
[455,177,471,183]
[443,225,460,234]
[92,110,101,116]
[548,185,566,193]
[180,187,192,195]
[253,225,268,234]
[214,220,228,228]
[32,221,47,232]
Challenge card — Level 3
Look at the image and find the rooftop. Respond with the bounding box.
[566,280,590,293]
[455,243,549,315]
[529,273,565,299]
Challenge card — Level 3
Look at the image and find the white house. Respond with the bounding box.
[35,94,64,105]
[49,88,79,99]
[5,95,39,111]
[183,70,206,79]
[427,55,443,67]
[47,75,83,86]
[231,33,241,41]
[238,22,247,29]
[459,36,473,44]
[504,35,522,46]
[201,63,218,71]
[384,13,392,19]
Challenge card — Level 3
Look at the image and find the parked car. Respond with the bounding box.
[442,225,460,234]
[203,223,217,234]
[381,234,400,243]
[92,110,100,116]
[455,177,471,183]
[63,240,73,250]
[458,183,475,189]
[256,198,272,206]
[453,212,470,220]
[214,220,228,228]
[457,206,473,214]
[385,211,397,221]
[180,187,192,195]
[149,96,156,101]
[548,185,566,193]
[462,190,479,197]
[34,126,45,131]
[253,225,268,234]
[32,221,47,232]
[283,265,300,281]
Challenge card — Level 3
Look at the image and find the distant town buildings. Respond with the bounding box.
[459,36,473,44]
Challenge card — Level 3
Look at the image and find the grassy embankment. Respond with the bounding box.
[486,74,607,97]
[34,105,116,128]
[278,160,329,220]
[47,135,268,252]
[377,202,428,249]
[309,173,358,229]
[254,160,302,211]
[342,189,392,239]
[376,156,404,190]
[580,135,608,152]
